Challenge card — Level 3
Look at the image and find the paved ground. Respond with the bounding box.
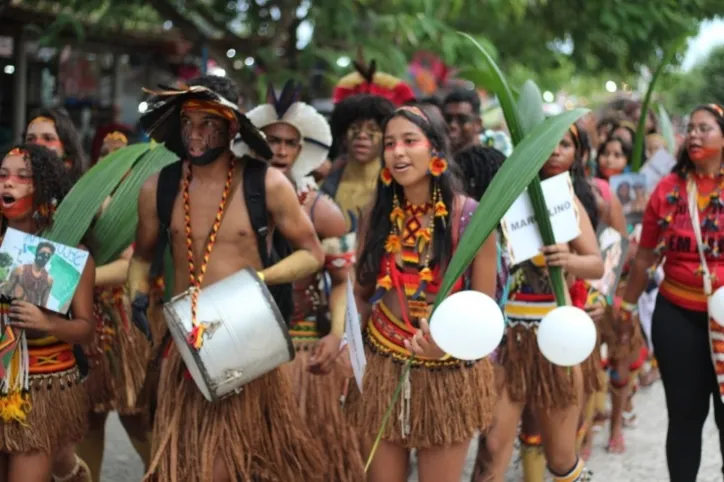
[101,380,721,481]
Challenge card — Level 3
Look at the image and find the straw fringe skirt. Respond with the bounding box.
[345,306,496,450]
[85,286,151,414]
[145,347,326,482]
[0,361,87,454]
[284,334,364,482]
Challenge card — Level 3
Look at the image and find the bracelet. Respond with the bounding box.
[620,300,638,313]
[257,271,265,282]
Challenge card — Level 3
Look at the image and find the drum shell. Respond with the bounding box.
[163,268,295,402]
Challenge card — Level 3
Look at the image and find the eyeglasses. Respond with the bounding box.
[444,113,476,125]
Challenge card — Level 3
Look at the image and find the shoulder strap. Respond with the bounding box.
[242,156,271,266]
[150,161,183,278]
[319,165,344,199]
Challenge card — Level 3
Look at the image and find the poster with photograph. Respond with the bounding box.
[609,173,648,227]
[587,225,630,298]
[0,228,89,314]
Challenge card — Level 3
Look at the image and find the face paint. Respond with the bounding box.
[598,166,623,179]
[2,194,34,219]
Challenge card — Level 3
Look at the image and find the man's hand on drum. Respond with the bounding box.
[308,333,342,375]
[405,318,446,359]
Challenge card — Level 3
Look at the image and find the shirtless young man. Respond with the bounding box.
[129,75,326,482]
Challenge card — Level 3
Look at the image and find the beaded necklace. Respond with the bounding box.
[183,160,236,349]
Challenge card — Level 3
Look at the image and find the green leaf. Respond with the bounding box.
[459,32,524,144]
[517,80,546,136]
[91,145,178,265]
[434,108,589,307]
[657,103,677,155]
[42,143,151,247]
[632,44,678,171]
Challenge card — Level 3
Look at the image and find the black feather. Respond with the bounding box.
[274,80,301,118]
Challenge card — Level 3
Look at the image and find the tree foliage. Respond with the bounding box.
[14,0,724,97]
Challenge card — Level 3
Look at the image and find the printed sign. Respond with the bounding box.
[343,275,367,391]
[0,228,89,314]
[609,172,648,227]
[588,225,630,298]
[500,171,581,265]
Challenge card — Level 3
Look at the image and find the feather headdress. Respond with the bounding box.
[244,80,332,190]
[333,59,415,106]
[140,84,273,160]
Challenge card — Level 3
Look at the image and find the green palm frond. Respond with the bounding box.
[632,45,678,171]
[92,144,178,265]
[434,108,587,306]
[42,143,152,247]
[442,33,582,307]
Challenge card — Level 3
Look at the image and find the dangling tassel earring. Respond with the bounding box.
[429,153,449,221]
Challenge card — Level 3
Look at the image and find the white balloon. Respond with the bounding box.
[429,290,505,361]
[710,286,724,327]
[537,306,596,367]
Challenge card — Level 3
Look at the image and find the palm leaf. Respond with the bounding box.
[517,80,546,137]
[458,33,524,145]
[434,109,588,306]
[91,144,178,265]
[454,33,573,306]
[632,45,678,171]
[657,103,677,156]
[42,143,152,247]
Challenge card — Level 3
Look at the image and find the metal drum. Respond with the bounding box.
[163,268,295,402]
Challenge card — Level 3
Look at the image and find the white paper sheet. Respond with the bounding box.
[344,275,367,391]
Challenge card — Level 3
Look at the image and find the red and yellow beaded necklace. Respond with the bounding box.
[183,160,236,349]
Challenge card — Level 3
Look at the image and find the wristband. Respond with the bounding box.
[620,300,638,313]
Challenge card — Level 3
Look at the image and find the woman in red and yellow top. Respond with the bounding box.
[620,103,724,481]
[346,104,497,482]
[0,144,95,482]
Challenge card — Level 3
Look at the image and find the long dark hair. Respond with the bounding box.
[1,143,74,234]
[672,104,724,179]
[563,124,600,229]
[23,108,88,183]
[455,145,505,200]
[356,104,461,288]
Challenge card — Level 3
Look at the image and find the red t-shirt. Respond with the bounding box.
[640,173,723,311]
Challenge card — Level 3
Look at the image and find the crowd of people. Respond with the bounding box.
[0,61,720,482]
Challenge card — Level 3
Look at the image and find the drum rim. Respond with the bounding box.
[163,268,296,401]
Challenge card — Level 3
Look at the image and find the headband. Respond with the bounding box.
[6,147,29,160]
[396,105,428,122]
[103,131,128,144]
[181,99,237,123]
[569,123,580,144]
[708,103,724,118]
[29,116,55,126]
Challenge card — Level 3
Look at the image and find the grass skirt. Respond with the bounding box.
[145,346,326,482]
[346,332,496,449]
[284,336,364,482]
[0,366,87,454]
[84,286,151,415]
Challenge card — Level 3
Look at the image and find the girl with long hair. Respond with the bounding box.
[619,104,724,480]
[0,144,95,482]
[346,104,498,481]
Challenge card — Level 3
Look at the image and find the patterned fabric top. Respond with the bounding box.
[640,173,724,311]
